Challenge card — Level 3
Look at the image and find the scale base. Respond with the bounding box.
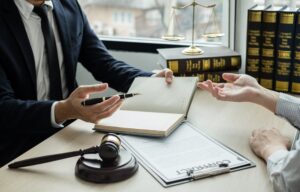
[75,148,138,183]
[182,46,204,55]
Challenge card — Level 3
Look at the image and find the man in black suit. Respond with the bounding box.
[0,0,173,167]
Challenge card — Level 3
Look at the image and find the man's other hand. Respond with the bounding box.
[152,68,174,84]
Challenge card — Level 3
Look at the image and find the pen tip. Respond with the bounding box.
[134,93,141,95]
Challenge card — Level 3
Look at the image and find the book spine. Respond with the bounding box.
[246,9,263,81]
[274,11,296,92]
[260,10,280,90]
[175,71,239,83]
[291,12,300,94]
[167,56,241,75]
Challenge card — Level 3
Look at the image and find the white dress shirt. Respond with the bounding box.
[267,93,300,192]
[14,0,68,127]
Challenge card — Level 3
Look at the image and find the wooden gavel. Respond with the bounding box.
[8,133,121,169]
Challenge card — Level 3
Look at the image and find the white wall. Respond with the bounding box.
[77,0,254,92]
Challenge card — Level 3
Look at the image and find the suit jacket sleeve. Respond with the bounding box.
[77,7,153,93]
[0,64,54,134]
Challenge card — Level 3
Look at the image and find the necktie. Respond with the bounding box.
[33,5,63,100]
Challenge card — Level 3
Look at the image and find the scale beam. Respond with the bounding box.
[173,3,216,10]
[162,0,223,55]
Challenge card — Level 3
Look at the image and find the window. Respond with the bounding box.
[78,0,232,49]
[254,0,292,5]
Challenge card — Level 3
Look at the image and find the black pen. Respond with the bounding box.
[81,93,141,106]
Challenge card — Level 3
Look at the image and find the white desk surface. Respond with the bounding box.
[0,90,296,192]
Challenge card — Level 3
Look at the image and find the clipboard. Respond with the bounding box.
[121,121,255,187]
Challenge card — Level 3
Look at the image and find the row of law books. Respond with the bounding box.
[246,4,300,94]
[157,46,241,83]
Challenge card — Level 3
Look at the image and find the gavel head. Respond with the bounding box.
[98,133,121,162]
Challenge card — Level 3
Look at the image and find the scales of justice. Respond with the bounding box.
[162,0,224,55]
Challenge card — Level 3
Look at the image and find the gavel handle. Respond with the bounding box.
[8,146,98,169]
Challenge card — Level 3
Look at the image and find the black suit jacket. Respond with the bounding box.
[0,0,152,166]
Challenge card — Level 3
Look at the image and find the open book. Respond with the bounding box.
[94,77,198,137]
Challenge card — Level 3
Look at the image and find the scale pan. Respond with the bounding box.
[161,35,185,41]
[202,33,224,38]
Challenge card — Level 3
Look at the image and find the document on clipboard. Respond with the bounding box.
[121,122,255,187]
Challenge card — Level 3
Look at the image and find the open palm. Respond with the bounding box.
[197,73,261,102]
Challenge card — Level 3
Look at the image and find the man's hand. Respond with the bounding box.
[152,68,174,84]
[197,73,279,112]
[55,83,122,124]
[249,128,291,161]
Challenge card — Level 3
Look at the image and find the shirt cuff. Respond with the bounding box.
[275,93,300,128]
[151,71,158,77]
[267,149,289,175]
[51,102,64,128]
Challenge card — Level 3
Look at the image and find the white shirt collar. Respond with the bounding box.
[14,0,54,20]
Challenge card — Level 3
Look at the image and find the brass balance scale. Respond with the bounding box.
[162,0,224,55]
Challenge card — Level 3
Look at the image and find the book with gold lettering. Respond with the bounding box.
[94,77,198,137]
[260,5,287,90]
[246,4,270,81]
[274,7,298,92]
[291,10,300,94]
[157,47,241,76]
[177,70,239,83]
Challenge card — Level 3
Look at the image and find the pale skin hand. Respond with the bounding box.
[197,73,291,161]
[250,128,291,161]
[152,68,174,84]
[197,73,279,112]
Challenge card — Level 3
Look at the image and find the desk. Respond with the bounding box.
[0,90,296,192]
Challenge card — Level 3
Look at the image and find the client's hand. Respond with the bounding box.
[197,73,279,112]
[250,128,291,161]
[197,73,262,102]
[55,84,122,124]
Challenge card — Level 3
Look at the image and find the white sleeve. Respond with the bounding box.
[267,140,300,192]
[266,93,300,192]
[275,93,300,129]
[51,102,64,128]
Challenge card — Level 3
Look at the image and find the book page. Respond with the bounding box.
[122,122,252,183]
[94,110,184,137]
[121,77,198,115]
